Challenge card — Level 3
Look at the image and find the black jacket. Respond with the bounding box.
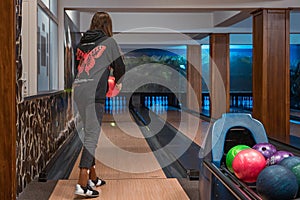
[74,30,125,103]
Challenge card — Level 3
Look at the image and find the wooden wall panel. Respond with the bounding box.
[0,1,16,200]
[252,9,290,142]
[253,12,265,123]
[210,34,230,120]
[187,45,201,111]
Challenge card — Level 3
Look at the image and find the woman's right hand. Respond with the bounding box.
[115,83,122,91]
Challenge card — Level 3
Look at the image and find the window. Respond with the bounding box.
[40,0,57,17]
[37,1,58,92]
[121,45,187,93]
[22,0,58,96]
[201,43,209,93]
[290,34,300,110]
[229,34,253,92]
[229,34,253,111]
[229,44,253,92]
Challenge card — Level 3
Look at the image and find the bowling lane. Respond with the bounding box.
[50,178,189,200]
[290,120,300,137]
[50,109,190,199]
[161,106,300,150]
[155,108,209,147]
[69,119,166,180]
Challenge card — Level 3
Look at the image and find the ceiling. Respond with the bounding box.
[62,0,300,44]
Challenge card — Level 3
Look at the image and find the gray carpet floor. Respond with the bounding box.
[17,180,57,200]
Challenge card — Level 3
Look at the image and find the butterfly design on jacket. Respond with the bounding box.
[76,45,107,76]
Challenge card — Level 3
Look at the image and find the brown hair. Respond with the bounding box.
[89,12,113,37]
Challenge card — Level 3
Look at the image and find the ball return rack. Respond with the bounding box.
[199,113,300,200]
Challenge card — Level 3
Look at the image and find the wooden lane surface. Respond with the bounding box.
[69,119,166,179]
[49,179,189,200]
[290,120,300,138]
[166,109,300,142]
[50,111,189,199]
[102,111,132,122]
[161,110,210,147]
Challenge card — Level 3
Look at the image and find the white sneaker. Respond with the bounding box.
[75,184,99,197]
[88,177,106,187]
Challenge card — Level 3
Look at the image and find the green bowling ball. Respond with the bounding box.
[226,144,250,173]
[292,163,300,198]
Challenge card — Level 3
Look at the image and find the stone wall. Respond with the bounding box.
[16,92,75,194]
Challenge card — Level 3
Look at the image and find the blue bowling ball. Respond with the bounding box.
[256,165,298,200]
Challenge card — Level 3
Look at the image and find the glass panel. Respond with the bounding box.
[201,44,209,93]
[290,34,300,110]
[37,6,58,92]
[37,6,50,92]
[229,44,253,92]
[50,20,58,90]
[40,0,49,9]
[122,46,187,93]
[50,0,57,17]
[201,43,210,116]
[40,0,57,17]
[229,44,253,110]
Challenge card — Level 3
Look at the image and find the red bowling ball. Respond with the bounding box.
[232,148,266,183]
[106,76,120,97]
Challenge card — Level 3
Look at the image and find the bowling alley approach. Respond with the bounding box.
[2,1,300,200]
